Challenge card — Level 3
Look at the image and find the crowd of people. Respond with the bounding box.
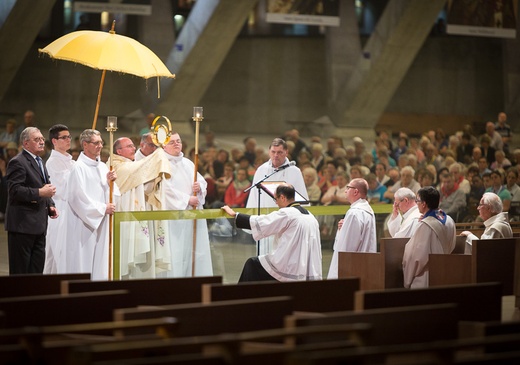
[1,109,517,287]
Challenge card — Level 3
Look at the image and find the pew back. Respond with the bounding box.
[473,238,516,295]
[287,303,458,346]
[0,273,91,298]
[202,278,359,313]
[429,238,517,295]
[0,290,131,328]
[114,296,294,337]
[62,276,222,305]
[338,238,408,290]
[355,282,502,322]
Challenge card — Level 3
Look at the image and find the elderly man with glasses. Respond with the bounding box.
[402,186,456,289]
[460,192,512,253]
[64,129,117,280]
[5,127,57,274]
[327,178,377,279]
[386,187,421,238]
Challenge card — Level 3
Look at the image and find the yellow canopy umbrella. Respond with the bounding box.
[39,21,175,129]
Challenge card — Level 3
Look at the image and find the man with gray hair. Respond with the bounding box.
[460,192,513,253]
[5,127,57,274]
[64,129,118,280]
[387,188,421,238]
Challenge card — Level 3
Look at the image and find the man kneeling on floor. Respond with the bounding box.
[222,183,322,282]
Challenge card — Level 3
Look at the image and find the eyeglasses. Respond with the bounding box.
[415,199,423,204]
[145,143,157,148]
[122,144,135,149]
[31,137,45,143]
[477,203,488,208]
[87,141,104,146]
[346,186,358,190]
[56,135,72,140]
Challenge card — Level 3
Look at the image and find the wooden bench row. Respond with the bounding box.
[0,272,518,363]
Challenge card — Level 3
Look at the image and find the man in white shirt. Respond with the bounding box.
[64,129,117,280]
[386,188,421,238]
[327,178,377,279]
[222,184,322,282]
[157,132,213,277]
[43,124,75,273]
[246,138,308,255]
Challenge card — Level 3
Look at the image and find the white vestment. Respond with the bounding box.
[158,152,213,277]
[402,212,456,289]
[109,150,172,279]
[43,150,75,274]
[246,158,308,255]
[248,206,322,281]
[64,152,120,280]
[387,205,421,238]
[327,199,377,279]
[464,212,513,253]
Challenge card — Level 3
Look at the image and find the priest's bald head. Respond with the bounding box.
[345,178,368,204]
[114,137,136,161]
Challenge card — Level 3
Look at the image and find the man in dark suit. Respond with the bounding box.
[5,127,58,274]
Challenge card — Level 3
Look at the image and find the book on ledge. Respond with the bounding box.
[260,181,309,204]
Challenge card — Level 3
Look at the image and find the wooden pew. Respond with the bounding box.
[338,238,408,290]
[355,282,503,322]
[0,290,131,328]
[70,322,371,365]
[286,303,459,346]
[76,297,297,364]
[62,276,222,306]
[0,273,91,298]
[286,333,520,365]
[0,317,179,365]
[201,278,360,313]
[429,238,517,295]
[114,296,294,337]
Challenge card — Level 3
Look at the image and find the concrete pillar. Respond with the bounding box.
[0,0,57,102]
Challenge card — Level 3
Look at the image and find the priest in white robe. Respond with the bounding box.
[246,138,308,255]
[110,137,171,279]
[386,187,421,238]
[403,186,456,289]
[44,124,75,274]
[222,184,322,282]
[156,132,213,277]
[64,129,118,280]
[328,178,377,279]
[460,192,512,253]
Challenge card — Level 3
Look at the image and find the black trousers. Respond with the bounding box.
[238,257,277,283]
[8,231,46,274]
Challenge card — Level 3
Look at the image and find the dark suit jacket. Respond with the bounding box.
[5,150,54,235]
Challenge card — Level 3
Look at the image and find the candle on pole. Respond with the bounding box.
[191,107,203,277]
[106,116,118,280]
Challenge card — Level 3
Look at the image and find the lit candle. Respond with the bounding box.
[193,107,203,119]
[107,116,117,129]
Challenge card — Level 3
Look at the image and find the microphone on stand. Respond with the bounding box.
[274,161,296,172]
